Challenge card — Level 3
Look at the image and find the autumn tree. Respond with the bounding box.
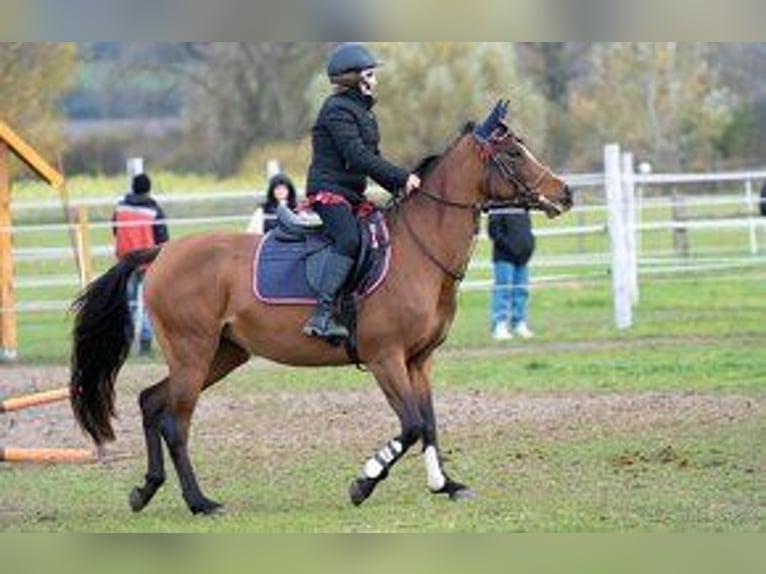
[708,43,766,168]
[570,43,735,171]
[0,43,77,167]
[178,42,327,175]
[343,43,548,167]
[516,43,592,169]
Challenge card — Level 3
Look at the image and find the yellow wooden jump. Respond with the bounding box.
[0,120,66,362]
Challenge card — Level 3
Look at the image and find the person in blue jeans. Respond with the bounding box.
[126,271,154,352]
[488,207,536,340]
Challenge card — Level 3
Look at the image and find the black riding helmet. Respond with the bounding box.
[327,43,381,83]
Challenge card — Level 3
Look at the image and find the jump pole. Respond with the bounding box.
[0,387,97,463]
[0,447,95,463]
[0,387,70,413]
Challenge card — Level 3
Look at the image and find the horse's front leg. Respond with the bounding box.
[409,355,476,501]
[349,355,423,506]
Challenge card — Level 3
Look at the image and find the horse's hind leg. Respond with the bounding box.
[130,336,249,514]
[129,377,170,512]
[167,337,250,515]
[409,355,475,501]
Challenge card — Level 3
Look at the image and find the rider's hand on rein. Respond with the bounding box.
[405,173,421,196]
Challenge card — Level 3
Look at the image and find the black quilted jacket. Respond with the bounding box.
[306,88,409,205]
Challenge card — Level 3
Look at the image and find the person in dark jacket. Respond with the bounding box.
[112,173,169,355]
[247,173,299,234]
[760,181,766,217]
[303,42,421,340]
[488,208,536,340]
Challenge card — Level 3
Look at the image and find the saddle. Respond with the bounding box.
[253,204,391,358]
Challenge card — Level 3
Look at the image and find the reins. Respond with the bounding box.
[417,188,481,211]
[392,154,483,283]
[390,131,552,284]
[398,205,470,283]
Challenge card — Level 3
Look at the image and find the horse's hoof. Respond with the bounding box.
[434,480,477,502]
[449,486,477,502]
[349,477,378,507]
[129,487,148,513]
[191,499,224,516]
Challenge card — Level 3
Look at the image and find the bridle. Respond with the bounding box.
[479,127,554,212]
[395,130,553,283]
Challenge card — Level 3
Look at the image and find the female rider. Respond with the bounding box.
[303,43,421,340]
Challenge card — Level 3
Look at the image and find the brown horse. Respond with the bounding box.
[69,102,572,514]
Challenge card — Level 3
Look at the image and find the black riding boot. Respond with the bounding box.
[303,253,355,340]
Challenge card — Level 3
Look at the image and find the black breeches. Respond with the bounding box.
[314,202,360,258]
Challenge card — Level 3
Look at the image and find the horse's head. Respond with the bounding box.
[473,100,573,218]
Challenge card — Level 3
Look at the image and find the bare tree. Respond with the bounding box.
[178,43,327,174]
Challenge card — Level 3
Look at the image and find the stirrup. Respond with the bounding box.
[303,321,349,340]
[303,311,349,340]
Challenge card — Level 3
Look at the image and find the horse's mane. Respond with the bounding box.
[412,122,476,180]
[413,155,441,179]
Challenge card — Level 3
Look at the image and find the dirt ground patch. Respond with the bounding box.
[1,362,762,468]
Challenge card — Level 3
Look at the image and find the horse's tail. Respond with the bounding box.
[69,247,162,445]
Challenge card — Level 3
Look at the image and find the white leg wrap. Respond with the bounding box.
[364,458,384,479]
[363,440,404,479]
[424,446,446,491]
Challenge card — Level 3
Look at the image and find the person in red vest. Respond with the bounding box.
[112,173,169,356]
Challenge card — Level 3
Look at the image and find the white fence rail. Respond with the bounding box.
[4,151,766,324]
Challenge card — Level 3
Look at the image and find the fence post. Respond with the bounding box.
[71,205,93,287]
[636,162,652,258]
[605,144,632,329]
[266,159,281,180]
[621,152,639,306]
[127,157,144,180]
[0,141,17,362]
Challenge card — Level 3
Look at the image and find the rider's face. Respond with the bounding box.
[359,68,377,96]
[273,184,290,203]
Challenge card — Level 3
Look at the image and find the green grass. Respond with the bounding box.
[2,178,765,532]
[2,268,764,531]
[0,381,761,532]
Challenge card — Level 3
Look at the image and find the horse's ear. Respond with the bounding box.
[474,99,509,142]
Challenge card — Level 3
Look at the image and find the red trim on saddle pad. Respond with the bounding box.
[307,192,377,218]
[309,191,350,207]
